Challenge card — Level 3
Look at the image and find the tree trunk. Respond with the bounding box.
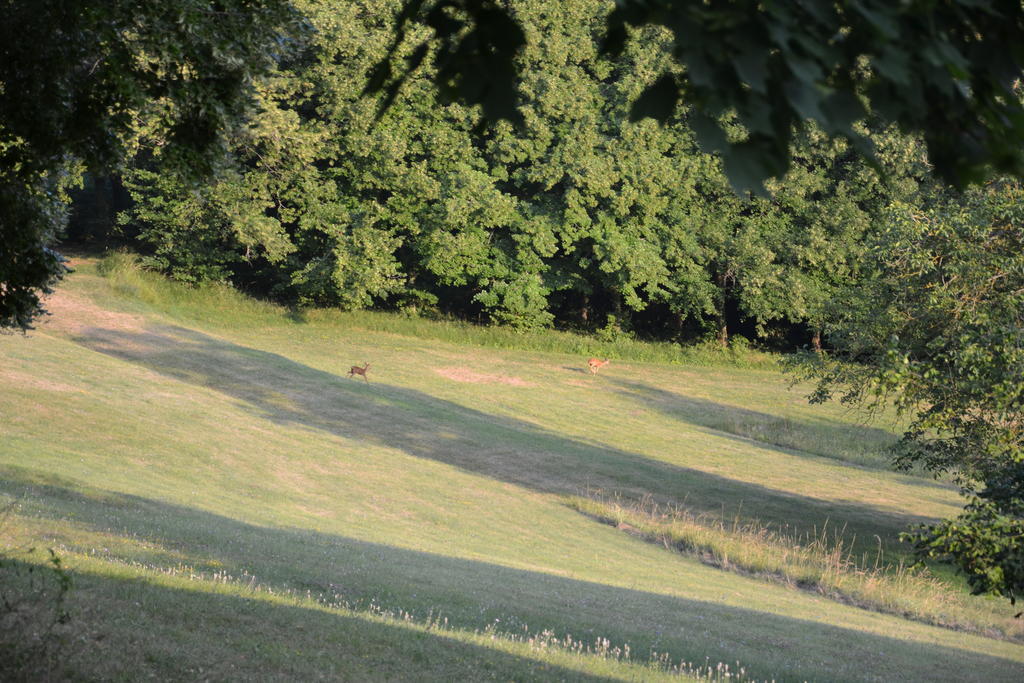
[715,270,729,347]
[93,174,111,241]
[672,310,684,340]
[610,290,623,318]
[812,329,822,352]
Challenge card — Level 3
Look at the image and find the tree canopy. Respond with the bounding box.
[794,180,1024,605]
[374,0,1024,191]
[6,1,1024,331]
[0,0,298,330]
[116,0,924,345]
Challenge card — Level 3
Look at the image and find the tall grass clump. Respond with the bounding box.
[94,252,778,369]
[311,308,779,369]
[567,493,1023,643]
[95,252,291,327]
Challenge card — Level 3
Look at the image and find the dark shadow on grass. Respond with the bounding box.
[72,323,942,553]
[607,376,898,455]
[605,377,950,484]
[2,471,1021,682]
[285,306,308,324]
[0,556,618,682]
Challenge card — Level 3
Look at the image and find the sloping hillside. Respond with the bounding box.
[2,257,1022,681]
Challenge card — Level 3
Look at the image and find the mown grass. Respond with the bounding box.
[93,251,897,470]
[4,475,1022,682]
[2,253,1022,680]
[1,538,720,682]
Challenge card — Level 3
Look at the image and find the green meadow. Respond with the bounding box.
[2,255,1023,680]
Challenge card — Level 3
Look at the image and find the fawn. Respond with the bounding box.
[587,358,610,374]
[348,362,370,382]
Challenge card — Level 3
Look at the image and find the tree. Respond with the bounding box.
[795,180,1024,604]
[713,123,929,348]
[0,0,298,330]
[9,0,1024,331]
[373,0,1024,191]
[116,0,933,344]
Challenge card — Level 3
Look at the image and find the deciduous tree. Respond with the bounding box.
[796,181,1024,604]
[1,0,297,330]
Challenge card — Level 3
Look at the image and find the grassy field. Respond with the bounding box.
[2,254,1023,681]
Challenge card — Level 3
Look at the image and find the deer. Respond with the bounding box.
[587,357,610,374]
[348,362,370,383]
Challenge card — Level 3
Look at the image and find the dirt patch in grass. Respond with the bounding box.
[434,367,535,387]
[40,289,147,338]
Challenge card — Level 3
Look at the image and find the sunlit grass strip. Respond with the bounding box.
[566,493,1022,643]
[93,252,778,369]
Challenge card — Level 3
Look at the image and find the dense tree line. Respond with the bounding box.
[109,0,930,347]
[0,0,299,330]
[8,0,1022,334]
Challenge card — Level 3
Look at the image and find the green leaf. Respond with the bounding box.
[784,80,825,123]
[690,111,728,154]
[629,74,680,122]
[872,48,912,86]
[850,0,900,39]
[733,46,769,93]
[722,139,784,196]
[820,89,866,136]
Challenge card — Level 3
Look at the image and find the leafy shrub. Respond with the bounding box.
[0,546,73,680]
